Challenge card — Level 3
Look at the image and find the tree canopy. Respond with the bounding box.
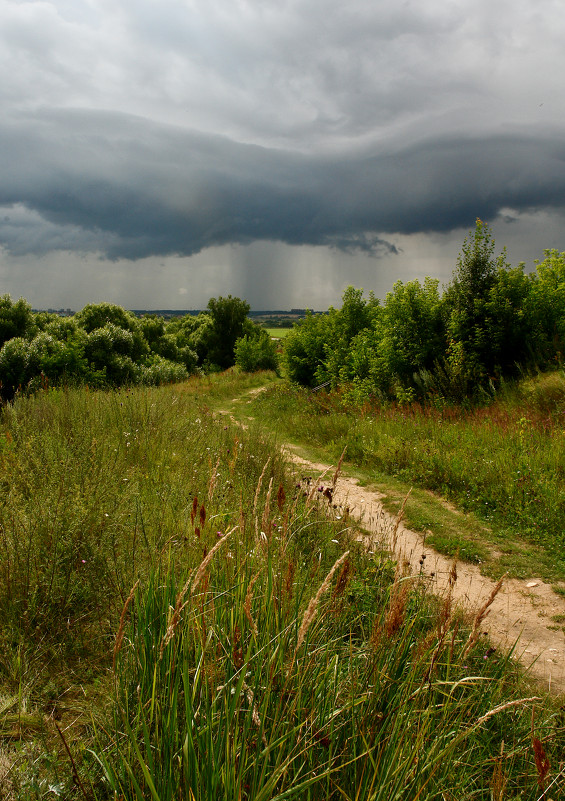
[0,296,273,401]
[283,221,565,403]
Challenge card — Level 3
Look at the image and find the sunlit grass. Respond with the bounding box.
[264,327,292,339]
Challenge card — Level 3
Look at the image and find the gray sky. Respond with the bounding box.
[1,0,564,310]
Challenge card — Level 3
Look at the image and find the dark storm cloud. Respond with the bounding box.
[1,109,564,262]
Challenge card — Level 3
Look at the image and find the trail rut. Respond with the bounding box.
[289,450,565,695]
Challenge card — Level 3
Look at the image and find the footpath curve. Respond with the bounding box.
[218,385,565,695]
[288,449,565,695]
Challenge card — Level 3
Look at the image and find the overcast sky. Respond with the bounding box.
[1,0,564,310]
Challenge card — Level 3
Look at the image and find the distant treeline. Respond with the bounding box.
[283,220,565,402]
[0,294,278,401]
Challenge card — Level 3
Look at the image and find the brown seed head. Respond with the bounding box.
[277,483,286,512]
[533,737,550,790]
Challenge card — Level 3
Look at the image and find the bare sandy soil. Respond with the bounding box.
[289,450,565,696]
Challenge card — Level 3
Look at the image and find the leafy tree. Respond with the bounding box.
[322,287,379,387]
[138,314,167,352]
[34,311,61,331]
[0,337,31,399]
[337,329,386,402]
[43,316,83,342]
[0,295,36,348]
[376,278,445,390]
[483,265,533,374]
[27,332,89,386]
[284,289,379,389]
[282,312,331,387]
[165,314,201,348]
[176,314,214,366]
[526,250,565,365]
[444,219,510,387]
[203,295,251,370]
[76,303,149,361]
[84,323,140,385]
[76,302,136,333]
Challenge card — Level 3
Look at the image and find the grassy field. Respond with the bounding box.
[0,372,563,799]
[264,327,292,338]
[242,371,565,587]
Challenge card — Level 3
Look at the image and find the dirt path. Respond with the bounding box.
[288,450,565,695]
[219,389,565,695]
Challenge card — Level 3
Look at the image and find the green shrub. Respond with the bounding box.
[0,295,36,348]
[139,356,188,385]
[28,332,89,385]
[235,329,279,372]
[0,336,31,398]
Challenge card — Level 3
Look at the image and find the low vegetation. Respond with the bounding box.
[0,374,564,799]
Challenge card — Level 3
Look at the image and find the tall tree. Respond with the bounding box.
[526,250,565,365]
[204,295,251,369]
[444,219,510,386]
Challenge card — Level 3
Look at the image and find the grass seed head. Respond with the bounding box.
[462,573,506,658]
[160,526,237,656]
[331,446,347,491]
[385,579,411,638]
[533,736,551,792]
[332,556,351,600]
[294,551,350,656]
[113,579,139,672]
[277,483,286,512]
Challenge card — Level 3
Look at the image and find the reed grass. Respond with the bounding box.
[95,539,564,799]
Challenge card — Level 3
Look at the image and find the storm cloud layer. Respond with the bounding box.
[1,0,564,308]
[2,109,564,261]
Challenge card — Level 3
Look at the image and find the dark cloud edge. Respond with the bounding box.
[0,109,564,260]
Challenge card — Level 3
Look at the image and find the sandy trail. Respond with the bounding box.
[289,450,565,695]
[221,389,565,694]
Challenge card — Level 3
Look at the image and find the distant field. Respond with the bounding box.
[265,326,292,338]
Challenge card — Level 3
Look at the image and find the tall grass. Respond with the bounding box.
[94,497,563,800]
[0,372,282,673]
[0,373,563,799]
